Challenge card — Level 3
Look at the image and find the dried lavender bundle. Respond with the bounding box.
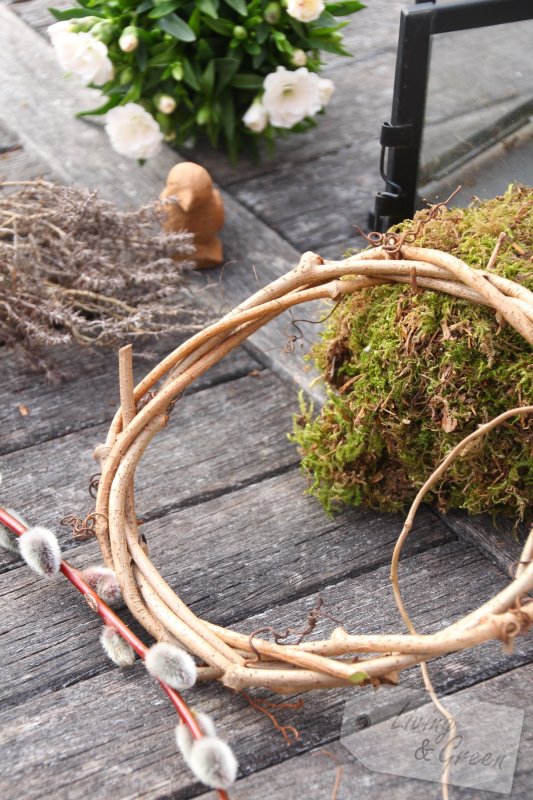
[0,179,204,378]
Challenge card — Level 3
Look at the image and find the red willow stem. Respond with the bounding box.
[0,507,229,800]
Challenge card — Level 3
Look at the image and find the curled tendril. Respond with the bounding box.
[60,511,107,541]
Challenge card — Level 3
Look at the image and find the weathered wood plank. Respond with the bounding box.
[438,511,527,579]
[197,663,533,799]
[1,536,531,799]
[0,342,258,455]
[227,135,381,253]
[0,469,451,708]
[0,369,301,569]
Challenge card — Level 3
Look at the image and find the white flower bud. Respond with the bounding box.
[18,526,61,577]
[145,642,197,690]
[119,27,139,53]
[157,94,177,115]
[188,736,238,790]
[0,508,27,553]
[243,100,268,133]
[100,626,136,667]
[318,77,335,107]
[176,712,217,762]
[291,49,307,67]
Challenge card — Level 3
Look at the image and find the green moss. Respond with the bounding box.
[290,185,533,519]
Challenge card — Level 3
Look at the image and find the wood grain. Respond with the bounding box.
[0,342,258,455]
[0,369,301,568]
[0,469,451,707]
[1,536,531,799]
[197,663,533,799]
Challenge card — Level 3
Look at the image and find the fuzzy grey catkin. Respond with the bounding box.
[18,526,61,577]
[176,712,217,762]
[100,626,136,667]
[187,736,238,790]
[82,564,114,589]
[145,642,197,690]
[82,565,123,608]
[95,572,123,608]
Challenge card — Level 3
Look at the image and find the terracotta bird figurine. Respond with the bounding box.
[160,162,224,269]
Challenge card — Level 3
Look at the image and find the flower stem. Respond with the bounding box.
[0,506,229,800]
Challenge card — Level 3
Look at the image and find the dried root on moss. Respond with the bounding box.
[291,185,533,520]
[0,179,204,379]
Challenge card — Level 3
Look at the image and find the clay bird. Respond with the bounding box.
[160,162,224,269]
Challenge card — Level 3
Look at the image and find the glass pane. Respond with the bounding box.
[418,18,533,206]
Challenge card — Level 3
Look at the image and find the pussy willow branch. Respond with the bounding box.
[0,507,229,800]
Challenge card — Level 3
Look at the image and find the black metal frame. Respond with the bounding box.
[370,0,533,232]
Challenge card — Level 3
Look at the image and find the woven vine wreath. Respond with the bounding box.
[91,241,533,695]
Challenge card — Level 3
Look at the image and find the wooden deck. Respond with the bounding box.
[0,1,532,798]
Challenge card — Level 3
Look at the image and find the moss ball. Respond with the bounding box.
[291,185,533,519]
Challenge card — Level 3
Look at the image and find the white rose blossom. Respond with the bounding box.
[318,77,335,106]
[262,67,323,129]
[243,100,268,133]
[286,0,325,23]
[105,103,163,160]
[50,31,114,85]
[47,21,75,40]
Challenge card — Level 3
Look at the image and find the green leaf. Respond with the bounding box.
[214,57,240,95]
[311,21,348,35]
[204,17,234,35]
[230,73,264,89]
[148,1,182,18]
[147,47,176,67]
[306,37,350,55]
[48,6,104,20]
[222,0,248,16]
[76,95,121,117]
[312,10,339,26]
[219,91,235,142]
[326,0,365,14]
[255,22,269,44]
[135,40,149,71]
[188,7,202,34]
[157,13,196,41]
[244,40,261,55]
[286,17,306,38]
[182,57,201,90]
[197,38,214,58]
[136,0,153,11]
[197,0,219,18]
[252,51,266,69]
[201,59,216,95]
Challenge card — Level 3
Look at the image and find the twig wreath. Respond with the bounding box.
[2,215,532,796]
[90,235,533,694]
